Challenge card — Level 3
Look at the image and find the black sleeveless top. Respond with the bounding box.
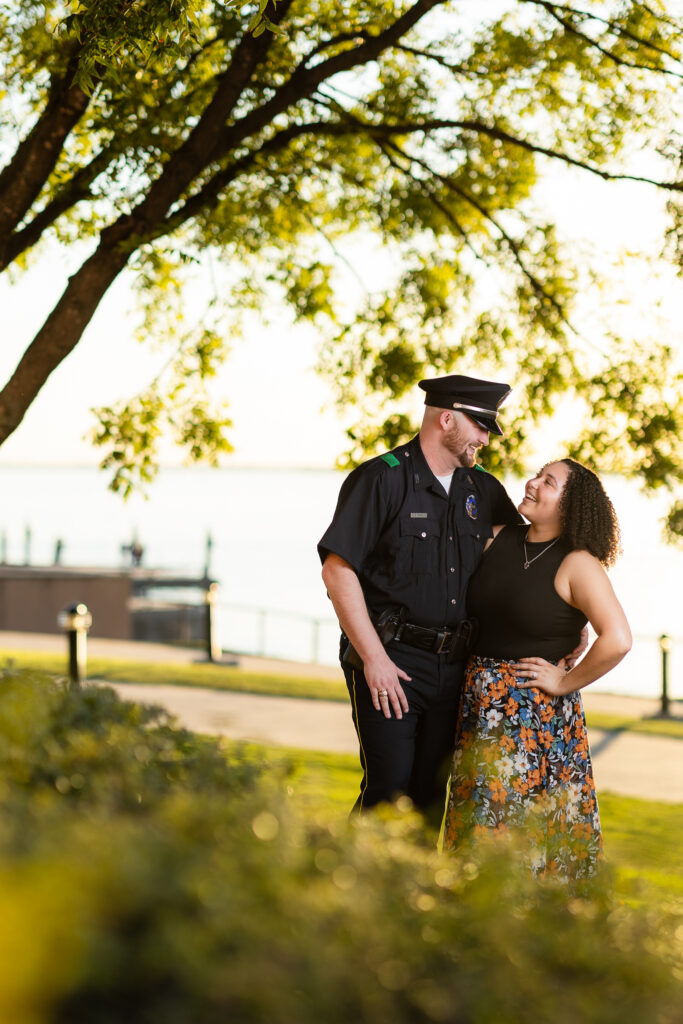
[467,525,587,660]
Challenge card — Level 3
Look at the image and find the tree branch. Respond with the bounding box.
[376,139,487,264]
[289,0,449,82]
[157,121,326,237]
[638,1,683,35]
[289,114,683,192]
[1,143,122,270]
[0,32,233,268]
[106,0,296,240]
[380,136,577,331]
[390,43,494,77]
[227,113,683,193]
[3,2,451,275]
[0,54,91,240]
[520,0,683,80]
[71,1,450,254]
[141,97,683,247]
[303,29,373,65]
[521,0,683,66]
[198,0,446,164]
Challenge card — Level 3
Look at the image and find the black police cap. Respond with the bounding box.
[418,374,511,435]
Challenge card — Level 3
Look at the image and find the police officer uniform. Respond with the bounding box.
[318,374,521,815]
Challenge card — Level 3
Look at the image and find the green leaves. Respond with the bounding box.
[90,324,234,496]
[0,0,681,526]
[282,259,336,321]
[663,500,683,547]
[229,0,284,38]
[90,390,166,497]
[56,0,210,93]
[569,343,683,493]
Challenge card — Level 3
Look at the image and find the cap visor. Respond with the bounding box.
[468,414,503,436]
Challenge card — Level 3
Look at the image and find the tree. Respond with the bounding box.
[0,1,681,528]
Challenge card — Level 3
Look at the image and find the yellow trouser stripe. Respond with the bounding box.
[350,669,368,812]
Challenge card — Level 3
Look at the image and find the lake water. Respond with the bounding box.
[0,463,680,700]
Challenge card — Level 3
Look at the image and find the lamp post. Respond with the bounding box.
[659,633,672,717]
[204,583,221,663]
[58,603,92,686]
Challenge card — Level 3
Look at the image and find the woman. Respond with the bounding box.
[443,458,631,880]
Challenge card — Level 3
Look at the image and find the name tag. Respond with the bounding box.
[410,512,428,518]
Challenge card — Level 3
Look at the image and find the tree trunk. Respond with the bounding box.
[0,241,130,442]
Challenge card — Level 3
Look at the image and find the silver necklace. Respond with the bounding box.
[523,530,560,570]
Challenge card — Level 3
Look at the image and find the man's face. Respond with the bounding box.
[443,412,490,467]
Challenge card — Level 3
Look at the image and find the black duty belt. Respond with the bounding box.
[368,609,476,662]
[394,619,474,658]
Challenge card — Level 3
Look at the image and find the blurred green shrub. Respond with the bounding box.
[0,668,262,821]
[0,671,679,1024]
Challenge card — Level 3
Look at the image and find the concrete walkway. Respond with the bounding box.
[95,681,683,804]
[2,631,682,804]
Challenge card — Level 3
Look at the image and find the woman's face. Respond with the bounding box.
[518,461,571,526]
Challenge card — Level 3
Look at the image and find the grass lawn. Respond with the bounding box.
[0,648,349,701]
[3,646,682,739]
[228,740,683,910]
[597,792,683,906]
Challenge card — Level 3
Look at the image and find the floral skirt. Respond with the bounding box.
[443,657,602,880]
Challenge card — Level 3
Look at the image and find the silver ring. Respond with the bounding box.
[378,689,388,697]
[531,672,536,679]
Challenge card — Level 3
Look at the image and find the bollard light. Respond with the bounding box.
[659,633,671,717]
[204,583,221,663]
[58,602,92,687]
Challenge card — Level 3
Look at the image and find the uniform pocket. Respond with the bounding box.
[458,519,491,574]
[399,516,441,574]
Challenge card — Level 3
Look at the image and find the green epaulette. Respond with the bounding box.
[380,453,401,468]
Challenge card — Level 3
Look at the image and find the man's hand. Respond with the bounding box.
[565,625,589,669]
[363,649,411,720]
[321,555,411,719]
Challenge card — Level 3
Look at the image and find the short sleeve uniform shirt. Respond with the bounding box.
[318,436,521,629]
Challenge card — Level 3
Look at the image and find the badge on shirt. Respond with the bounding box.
[465,494,478,520]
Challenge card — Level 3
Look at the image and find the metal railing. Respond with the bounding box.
[215,606,682,712]
[216,601,338,665]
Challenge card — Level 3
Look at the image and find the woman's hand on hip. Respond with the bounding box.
[510,657,570,697]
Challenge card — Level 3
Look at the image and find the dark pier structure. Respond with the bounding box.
[0,564,219,653]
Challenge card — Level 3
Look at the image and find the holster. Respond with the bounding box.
[340,608,404,671]
[341,636,364,670]
[444,619,477,663]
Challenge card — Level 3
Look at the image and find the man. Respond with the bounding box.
[318,374,522,821]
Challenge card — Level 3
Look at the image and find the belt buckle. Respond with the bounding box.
[435,630,451,655]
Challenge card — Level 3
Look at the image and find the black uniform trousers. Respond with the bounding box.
[342,639,465,816]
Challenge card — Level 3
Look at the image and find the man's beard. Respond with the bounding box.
[443,424,477,467]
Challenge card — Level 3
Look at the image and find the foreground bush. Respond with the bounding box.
[0,671,680,1024]
[0,669,261,816]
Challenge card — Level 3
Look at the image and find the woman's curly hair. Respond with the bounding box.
[557,459,621,567]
